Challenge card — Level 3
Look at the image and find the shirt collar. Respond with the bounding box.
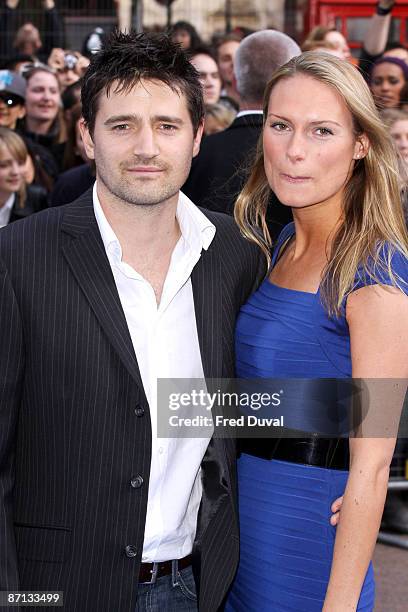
[2,193,15,211]
[93,182,216,261]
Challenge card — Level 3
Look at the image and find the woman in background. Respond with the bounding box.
[370,56,408,109]
[0,127,46,227]
[19,65,66,170]
[227,53,408,611]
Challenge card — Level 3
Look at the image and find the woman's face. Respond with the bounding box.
[371,63,406,109]
[0,144,25,196]
[324,31,351,61]
[390,119,408,163]
[25,71,60,124]
[172,29,191,50]
[263,74,364,213]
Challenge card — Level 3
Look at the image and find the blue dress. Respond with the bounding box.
[226,223,408,612]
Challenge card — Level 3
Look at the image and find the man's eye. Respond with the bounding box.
[160,124,177,132]
[113,124,129,131]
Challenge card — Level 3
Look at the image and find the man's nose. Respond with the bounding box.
[132,125,160,158]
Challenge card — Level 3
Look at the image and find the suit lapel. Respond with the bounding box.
[60,191,146,396]
[191,244,223,379]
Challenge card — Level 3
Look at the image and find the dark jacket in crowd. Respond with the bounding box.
[0,5,64,62]
[50,163,95,207]
[183,113,292,240]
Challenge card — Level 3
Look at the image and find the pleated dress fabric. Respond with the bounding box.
[225,223,385,612]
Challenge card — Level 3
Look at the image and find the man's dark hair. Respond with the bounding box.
[189,46,218,63]
[81,30,205,136]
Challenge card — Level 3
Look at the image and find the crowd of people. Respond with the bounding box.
[0,1,407,611]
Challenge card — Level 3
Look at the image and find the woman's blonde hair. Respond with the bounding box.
[234,52,408,316]
[0,127,27,208]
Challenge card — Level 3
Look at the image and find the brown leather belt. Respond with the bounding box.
[138,554,192,583]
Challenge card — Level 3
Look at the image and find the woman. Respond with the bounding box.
[0,127,45,227]
[226,53,408,611]
[370,56,408,109]
[170,20,202,53]
[19,65,66,170]
[303,25,352,61]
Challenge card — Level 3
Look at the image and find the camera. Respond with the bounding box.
[64,53,78,70]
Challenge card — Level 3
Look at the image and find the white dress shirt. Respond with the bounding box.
[0,193,15,228]
[93,184,215,562]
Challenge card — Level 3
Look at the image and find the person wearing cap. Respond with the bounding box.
[0,69,25,130]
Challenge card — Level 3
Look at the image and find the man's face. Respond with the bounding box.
[80,79,203,208]
[190,54,221,105]
[217,41,240,86]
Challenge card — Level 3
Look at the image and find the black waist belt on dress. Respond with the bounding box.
[240,437,349,470]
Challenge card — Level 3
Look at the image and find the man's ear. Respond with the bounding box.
[79,118,95,160]
[192,119,205,158]
[353,133,370,160]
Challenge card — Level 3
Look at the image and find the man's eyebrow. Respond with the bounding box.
[104,114,185,126]
[267,112,342,127]
[103,114,139,126]
[154,115,185,125]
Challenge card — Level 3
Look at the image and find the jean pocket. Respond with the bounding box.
[175,568,197,601]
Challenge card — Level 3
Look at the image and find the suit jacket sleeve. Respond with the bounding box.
[0,258,23,591]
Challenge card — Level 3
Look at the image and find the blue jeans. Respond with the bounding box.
[136,561,198,612]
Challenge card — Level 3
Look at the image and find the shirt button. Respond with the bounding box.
[158,447,164,455]
[135,406,145,417]
[125,545,138,558]
[130,475,144,489]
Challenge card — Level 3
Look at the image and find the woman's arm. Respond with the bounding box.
[363,1,394,57]
[323,283,408,611]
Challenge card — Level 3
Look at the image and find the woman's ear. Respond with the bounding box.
[353,134,370,160]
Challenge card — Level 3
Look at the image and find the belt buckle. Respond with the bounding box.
[140,562,159,585]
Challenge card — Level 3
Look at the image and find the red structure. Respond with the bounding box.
[305,0,408,50]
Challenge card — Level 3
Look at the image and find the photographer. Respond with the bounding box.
[0,0,64,63]
[47,47,89,92]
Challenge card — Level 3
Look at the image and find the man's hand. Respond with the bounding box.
[42,0,55,10]
[6,0,20,9]
[330,496,343,526]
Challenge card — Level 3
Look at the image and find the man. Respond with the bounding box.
[189,47,222,106]
[216,34,241,107]
[0,0,64,63]
[183,30,300,237]
[0,31,263,612]
[0,69,26,129]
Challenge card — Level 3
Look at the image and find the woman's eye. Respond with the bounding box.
[271,122,288,131]
[315,127,333,136]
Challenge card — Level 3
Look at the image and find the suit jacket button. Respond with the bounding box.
[135,406,145,417]
[125,545,138,558]
[130,475,144,488]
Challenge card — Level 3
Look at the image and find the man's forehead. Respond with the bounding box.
[104,78,184,101]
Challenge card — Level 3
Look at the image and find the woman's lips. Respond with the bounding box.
[280,173,312,184]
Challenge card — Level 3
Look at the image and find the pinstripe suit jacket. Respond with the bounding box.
[0,189,265,612]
